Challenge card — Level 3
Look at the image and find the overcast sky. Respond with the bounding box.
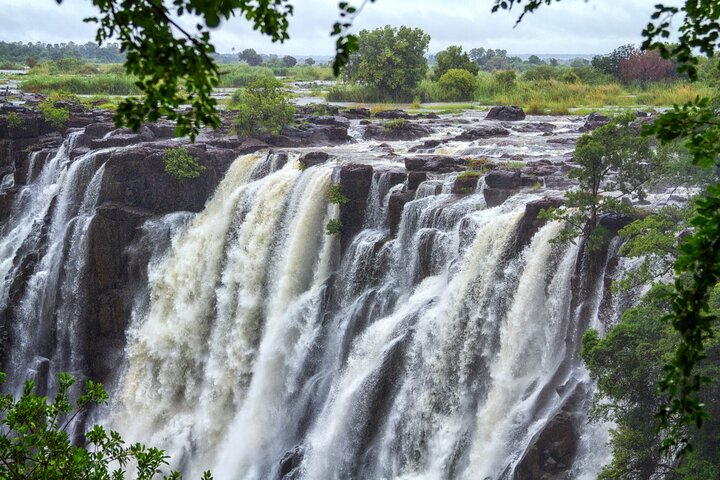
[1,0,679,56]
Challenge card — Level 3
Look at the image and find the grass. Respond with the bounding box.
[21,74,139,95]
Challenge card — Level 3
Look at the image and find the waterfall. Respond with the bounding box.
[0,125,626,479]
[0,133,110,393]
[104,148,617,479]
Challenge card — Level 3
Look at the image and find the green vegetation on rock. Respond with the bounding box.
[163,147,205,180]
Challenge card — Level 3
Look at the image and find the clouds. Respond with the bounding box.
[0,0,676,56]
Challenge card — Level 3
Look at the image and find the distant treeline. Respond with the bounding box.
[0,41,125,65]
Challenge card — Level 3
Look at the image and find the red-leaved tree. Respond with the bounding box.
[619,50,676,84]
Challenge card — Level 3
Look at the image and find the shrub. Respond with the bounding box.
[383,118,407,133]
[523,65,557,82]
[493,70,517,91]
[437,69,478,101]
[163,147,205,180]
[37,100,69,129]
[5,112,24,129]
[230,77,295,137]
[326,218,343,235]
[0,372,213,480]
[328,184,349,205]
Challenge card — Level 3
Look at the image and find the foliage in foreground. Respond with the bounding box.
[0,372,212,480]
[230,77,295,137]
[163,147,205,180]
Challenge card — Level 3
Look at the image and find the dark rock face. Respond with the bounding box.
[407,171,428,191]
[278,445,304,480]
[335,164,374,251]
[453,125,510,141]
[483,187,515,208]
[485,170,521,189]
[486,105,526,121]
[513,411,580,480]
[387,191,414,235]
[405,155,466,173]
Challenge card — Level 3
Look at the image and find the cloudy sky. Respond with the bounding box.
[1,0,678,56]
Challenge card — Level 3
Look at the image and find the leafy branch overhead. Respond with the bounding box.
[54,0,369,140]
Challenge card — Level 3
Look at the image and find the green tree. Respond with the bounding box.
[239,48,263,66]
[230,77,295,137]
[433,45,479,80]
[304,57,315,66]
[343,25,430,101]
[0,372,212,480]
[281,55,297,67]
[437,68,477,101]
[591,44,639,79]
[527,54,543,65]
[542,113,654,248]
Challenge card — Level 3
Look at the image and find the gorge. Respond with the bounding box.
[0,103,652,479]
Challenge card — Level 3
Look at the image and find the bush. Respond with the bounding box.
[217,64,274,88]
[163,147,205,180]
[493,70,517,91]
[437,69,478,101]
[37,100,69,129]
[21,74,139,95]
[327,184,349,205]
[0,372,212,480]
[325,218,343,235]
[5,112,24,129]
[230,78,295,137]
[383,117,407,133]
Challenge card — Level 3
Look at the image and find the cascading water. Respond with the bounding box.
[0,113,627,479]
[108,152,614,478]
[0,133,112,394]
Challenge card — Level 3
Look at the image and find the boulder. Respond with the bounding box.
[374,109,410,119]
[408,139,442,153]
[453,125,510,141]
[299,151,330,168]
[340,107,371,119]
[485,105,526,121]
[483,187,515,208]
[362,121,432,141]
[485,169,522,189]
[504,121,555,133]
[579,112,609,132]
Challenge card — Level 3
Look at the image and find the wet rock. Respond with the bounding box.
[340,107,371,119]
[513,411,580,480]
[278,446,304,480]
[90,134,147,149]
[486,105,526,121]
[275,123,351,146]
[483,187,515,208]
[336,163,373,251]
[453,125,510,141]
[362,121,432,141]
[407,171,427,191]
[374,109,410,119]
[485,169,521,189]
[299,151,330,168]
[307,115,350,129]
[579,112,609,132]
[546,137,576,145]
[452,174,480,194]
[521,175,543,187]
[408,139,442,153]
[147,122,177,139]
[504,121,555,133]
[405,155,465,173]
[387,190,414,235]
[84,123,115,138]
[512,197,564,252]
[598,213,633,233]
